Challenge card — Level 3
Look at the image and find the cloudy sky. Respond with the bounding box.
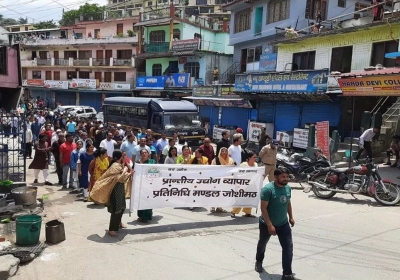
[0,0,107,23]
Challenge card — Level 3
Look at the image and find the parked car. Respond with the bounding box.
[69,106,97,118]
[53,106,84,115]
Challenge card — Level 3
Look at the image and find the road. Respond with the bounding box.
[11,162,400,280]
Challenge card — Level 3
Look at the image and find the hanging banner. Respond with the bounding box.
[69,79,97,89]
[293,128,309,149]
[44,80,69,89]
[247,121,274,143]
[316,121,330,158]
[338,75,400,96]
[130,164,264,210]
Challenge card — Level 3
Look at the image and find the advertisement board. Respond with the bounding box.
[338,75,400,96]
[276,131,293,148]
[259,53,277,72]
[247,121,274,143]
[136,73,191,89]
[23,79,45,87]
[171,39,200,52]
[316,121,330,158]
[293,128,309,149]
[69,79,97,89]
[234,69,329,93]
[164,73,190,88]
[44,80,69,89]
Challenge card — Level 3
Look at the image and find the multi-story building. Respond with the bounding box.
[0,26,22,109]
[5,23,35,33]
[107,0,230,24]
[11,15,139,111]
[225,0,399,138]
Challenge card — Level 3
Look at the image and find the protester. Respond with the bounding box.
[51,133,65,185]
[384,135,400,167]
[199,137,214,164]
[216,130,230,156]
[137,149,156,222]
[177,145,193,164]
[29,134,53,185]
[255,167,297,280]
[60,134,77,189]
[156,133,168,163]
[231,151,257,218]
[121,151,134,199]
[70,140,83,192]
[120,134,137,162]
[23,126,33,159]
[88,148,109,200]
[162,138,176,159]
[165,146,178,164]
[78,142,95,201]
[228,135,242,165]
[100,132,117,159]
[90,150,133,237]
[189,148,209,164]
[133,137,151,162]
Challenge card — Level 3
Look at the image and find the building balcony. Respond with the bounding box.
[21,57,134,67]
[144,42,170,53]
[16,35,138,46]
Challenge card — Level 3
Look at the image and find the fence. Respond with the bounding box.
[0,113,26,183]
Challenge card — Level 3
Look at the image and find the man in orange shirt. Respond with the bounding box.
[60,133,77,189]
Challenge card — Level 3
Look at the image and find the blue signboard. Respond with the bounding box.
[136,76,165,89]
[136,73,191,89]
[234,70,329,93]
[259,53,277,71]
[164,73,190,88]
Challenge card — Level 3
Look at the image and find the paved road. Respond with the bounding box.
[11,162,400,280]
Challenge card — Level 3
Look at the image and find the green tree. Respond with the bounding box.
[18,17,28,24]
[60,3,104,26]
[0,14,18,27]
[33,20,58,29]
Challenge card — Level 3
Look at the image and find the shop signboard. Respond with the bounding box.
[213,127,226,141]
[44,80,69,89]
[338,75,400,96]
[164,73,190,88]
[316,121,330,158]
[259,53,277,72]
[23,79,45,87]
[293,128,309,149]
[234,69,329,93]
[171,38,200,52]
[193,99,252,108]
[247,121,274,143]
[276,131,293,148]
[221,86,240,98]
[69,79,97,89]
[193,86,215,97]
[114,83,131,90]
[136,76,165,89]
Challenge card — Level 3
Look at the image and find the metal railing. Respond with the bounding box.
[54,59,69,66]
[144,42,170,53]
[113,58,132,66]
[37,59,51,66]
[383,97,400,123]
[74,59,90,66]
[93,58,110,66]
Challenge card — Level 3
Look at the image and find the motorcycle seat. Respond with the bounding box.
[329,167,348,173]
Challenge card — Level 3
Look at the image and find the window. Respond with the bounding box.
[78,50,91,59]
[292,51,316,70]
[184,62,200,79]
[338,0,346,8]
[234,9,251,33]
[114,72,126,82]
[330,46,353,73]
[0,47,6,75]
[94,29,100,39]
[305,0,327,21]
[32,71,41,79]
[11,27,19,32]
[371,41,399,68]
[104,72,112,82]
[152,64,162,76]
[117,50,132,59]
[196,0,207,5]
[200,7,214,13]
[39,51,48,59]
[247,46,262,63]
[147,1,152,6]
[173,29,181,40]
[54,71,60,80]
[45,71,52,80]
[268,0,290,23]
[75,33,83,39]
[64,51,77,59]
[215,0,228,4]
[149,30,166,43]
[67,71,77,79]
[117,23,123,35]
[79,71,90,79]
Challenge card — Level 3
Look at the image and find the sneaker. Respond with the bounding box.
[44,181,53,186]
[282,274,300,280]
[62,185,67,189]
[255,261,263,273]
[33,179,38,184]
[68,185,75,189]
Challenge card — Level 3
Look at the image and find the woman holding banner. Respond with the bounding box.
[176,145,193,164]
[210,147,235,213]
[165,146,178,164]
[231,151,257,218]
[137,149,156,222]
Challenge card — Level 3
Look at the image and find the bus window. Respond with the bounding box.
[153,115,161,126]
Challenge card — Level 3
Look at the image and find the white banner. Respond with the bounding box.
[247,121,274,142]
[44,80,69,89]
[130,164,264,210]
[293,128,309,149]
[69,79,97,89]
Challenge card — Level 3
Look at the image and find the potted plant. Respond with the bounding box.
[127,29,136,37]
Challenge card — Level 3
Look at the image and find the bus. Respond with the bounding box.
[103,97,205,146]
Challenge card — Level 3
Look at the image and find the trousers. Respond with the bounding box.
[264,164,276,181]
[62,164,74,187]
[55,160,63,183]
[256,222,293,276]
[356,141,372,160]
[33,169,49,181]
[109,212,123,232]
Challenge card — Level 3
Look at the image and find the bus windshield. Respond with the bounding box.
[164,114,201,128]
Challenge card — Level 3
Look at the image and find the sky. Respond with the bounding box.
[0,0,107,24]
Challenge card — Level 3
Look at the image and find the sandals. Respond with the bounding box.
[230,212,236,218]
[215,208,227,213]
[108,231,118,237]
[119,223,127,229]
[244,214,256,218]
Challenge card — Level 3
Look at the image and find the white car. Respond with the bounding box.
[53,106,83,114]
[96,112,104,122]
[69,107,97,118]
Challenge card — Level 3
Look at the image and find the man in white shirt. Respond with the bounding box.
[156,133,168,163]
[228,135,242,165]
[355,126,380,162]
[133,137,151,162]
[100,132,117,158]
[38,115,45,125]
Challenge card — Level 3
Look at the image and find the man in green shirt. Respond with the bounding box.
[255,167,299,280]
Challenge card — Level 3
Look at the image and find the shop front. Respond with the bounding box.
[186,85,255,137]
[235,69,342,137]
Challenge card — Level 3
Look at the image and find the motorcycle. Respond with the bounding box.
[305,160,400,206]
[276,148,331,183]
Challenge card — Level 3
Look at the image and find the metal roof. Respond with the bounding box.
[340,68,400,77]
[103,97,198,112]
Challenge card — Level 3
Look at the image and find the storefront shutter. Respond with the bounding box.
[301,101,342,128]
[258,101,275,123]
[79,92,103,112]
[221,107,250,136]
[54,91,76,107]
[274,103,301,133]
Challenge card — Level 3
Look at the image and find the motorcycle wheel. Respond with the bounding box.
[374,182,400,206]
[311,175,336,199]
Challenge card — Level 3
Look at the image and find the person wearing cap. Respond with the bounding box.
[259,140,278,181]
[60,133,77,188]
[116,124,125,137]
[233,128,245,143]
